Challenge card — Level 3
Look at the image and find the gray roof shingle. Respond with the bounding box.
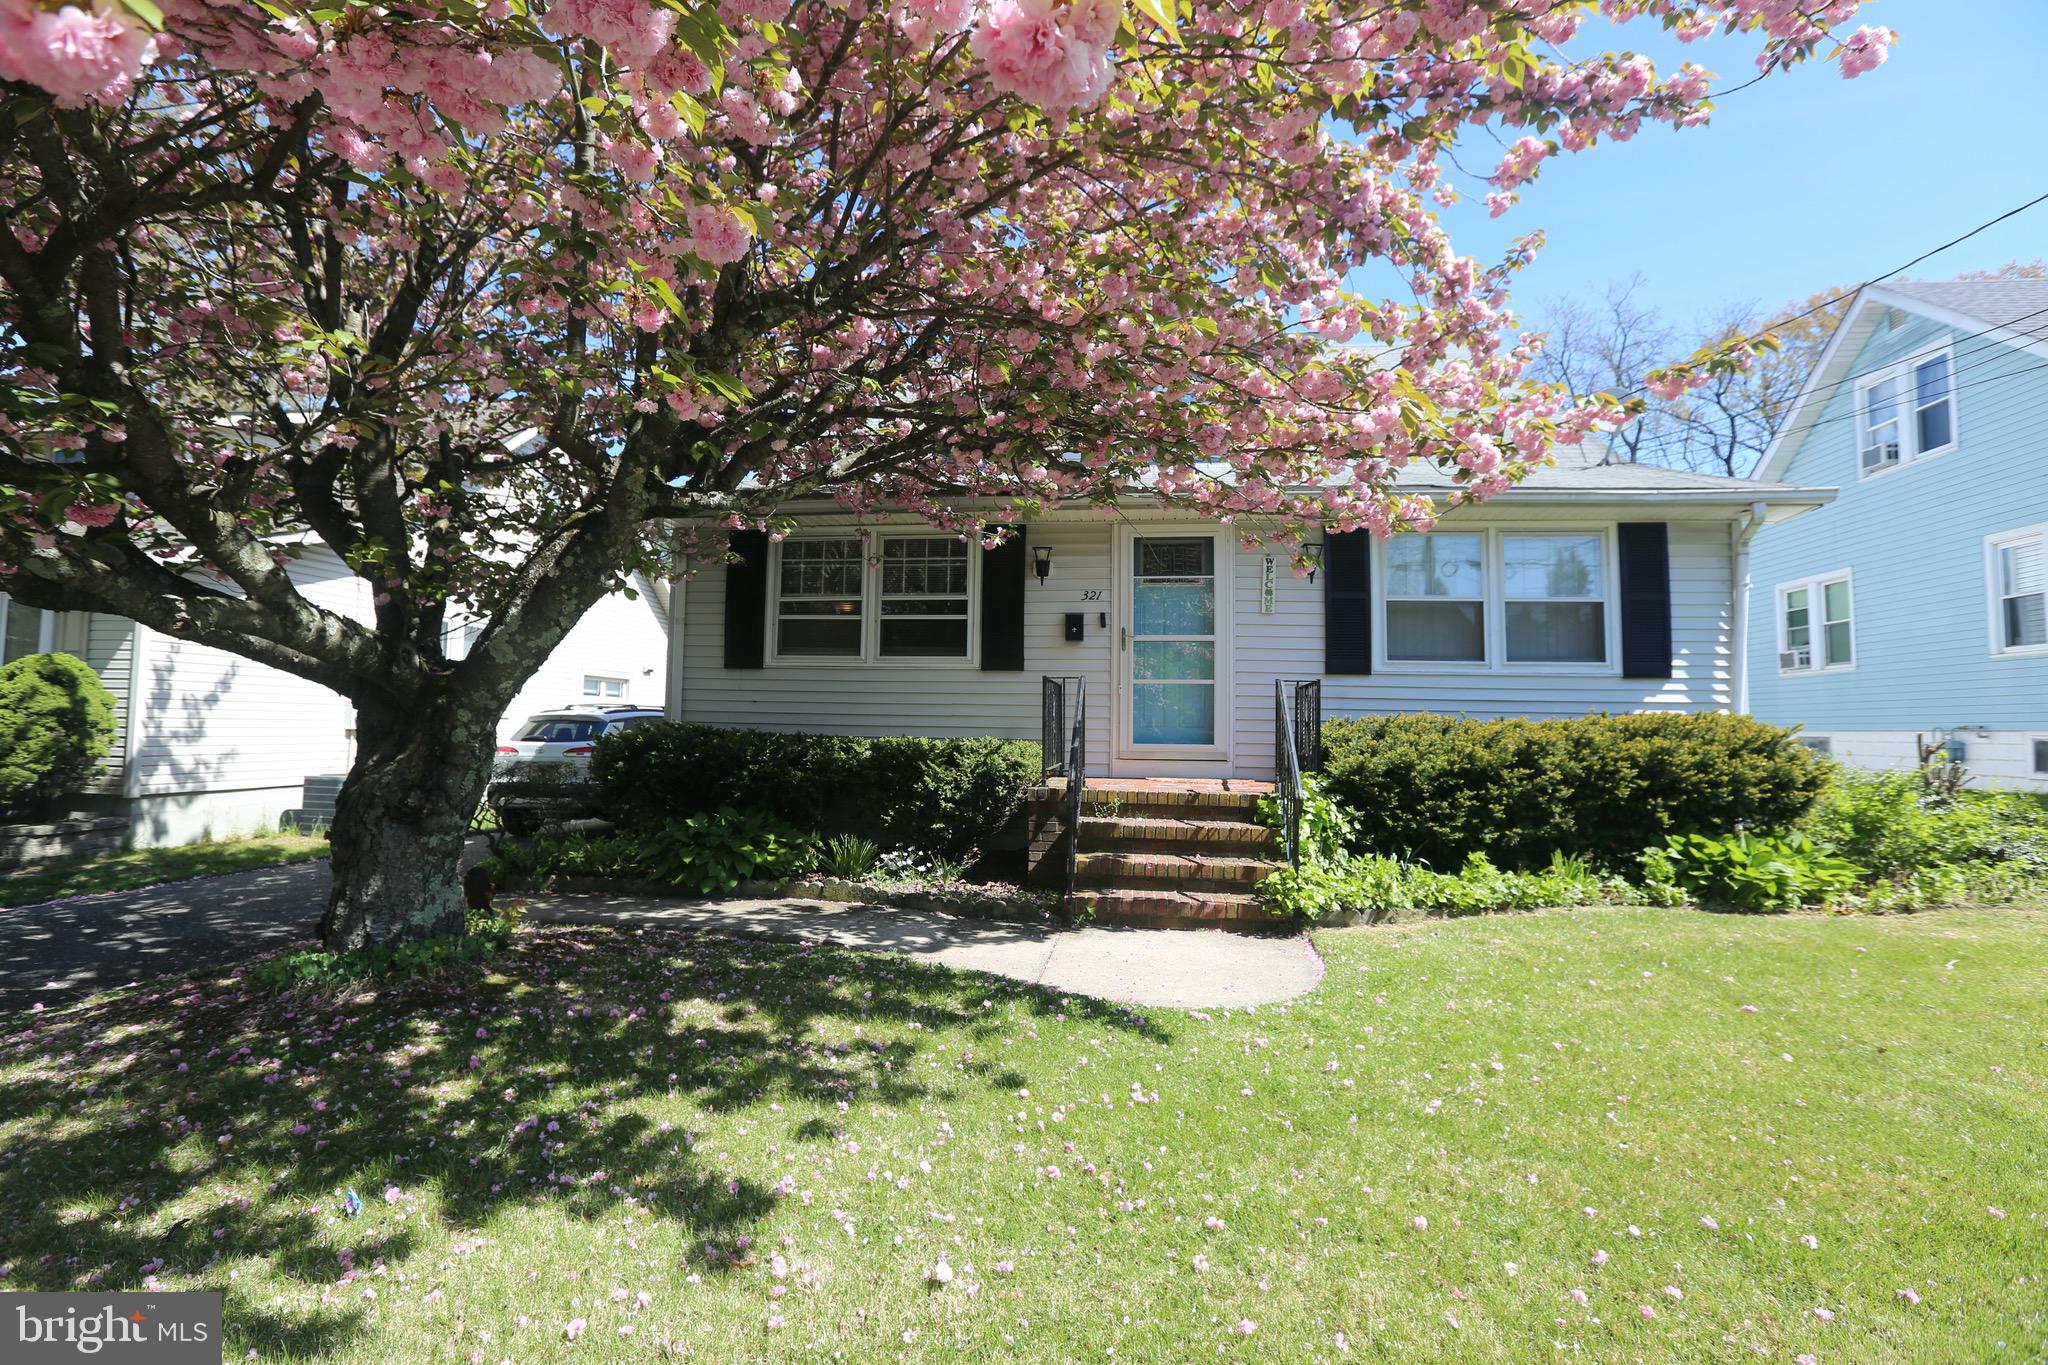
[1390,447,1827,499]
[1880,279,2048,333]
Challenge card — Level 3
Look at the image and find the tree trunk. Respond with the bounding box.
[318,692,500,951]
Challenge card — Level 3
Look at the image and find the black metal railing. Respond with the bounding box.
[1041,675,1074,778]
[1273,679,1322,868]
[1039,675,1088,921]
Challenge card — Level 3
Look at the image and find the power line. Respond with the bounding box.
[1775,353,2048,440]
[1763,190,2048,335]
[1770,304,2048,409]
[1611,189,2048,400]
[1740,305,2048,425]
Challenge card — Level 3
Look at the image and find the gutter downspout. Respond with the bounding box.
[1731,501,1768,715]
[664,573,686,721]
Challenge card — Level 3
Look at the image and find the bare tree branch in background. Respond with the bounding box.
[1529,276,1673,465]
[1537,260,2047,476]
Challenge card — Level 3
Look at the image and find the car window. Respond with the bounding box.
[517,718,604,743]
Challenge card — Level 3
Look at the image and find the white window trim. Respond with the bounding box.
[0,593,57,664]
[1855,341,1958,480]
[1775,569,1855,675]
[1370,525,1621,675]
[1984,522,2048,659]
[582,675,628,699]
[2032,736,2048,777]
[765,532,981,668]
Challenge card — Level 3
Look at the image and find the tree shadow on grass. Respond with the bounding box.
[0,923,1169,1357]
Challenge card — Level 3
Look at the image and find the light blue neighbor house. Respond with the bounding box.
[1747,278,2048,790]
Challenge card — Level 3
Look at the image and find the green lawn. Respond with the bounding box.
[1,906,2042,1361]
[0,833,331,908]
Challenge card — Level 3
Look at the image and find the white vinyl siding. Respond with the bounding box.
[1986,524,2048,657]
[678,509,1739,780]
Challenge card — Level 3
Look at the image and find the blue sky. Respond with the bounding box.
[1427,0,2048,340]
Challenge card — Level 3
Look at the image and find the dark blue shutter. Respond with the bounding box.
[1324,531,1371,674]
[981,529,1027,671]
[1617,522,1672,679]
[723,529,768,669]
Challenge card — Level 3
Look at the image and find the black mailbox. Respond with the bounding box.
[1063,612,1085,642]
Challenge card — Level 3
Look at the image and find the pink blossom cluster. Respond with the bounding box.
[0,0,155,107]
[970,0,1119,111]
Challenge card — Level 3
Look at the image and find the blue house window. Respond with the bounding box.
[1857,345,1955,477]
[1987,525,2048,657]
[1777,572,1853,674]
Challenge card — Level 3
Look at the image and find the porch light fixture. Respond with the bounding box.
[1033,545,1054,584]
[1303,537,1326,583]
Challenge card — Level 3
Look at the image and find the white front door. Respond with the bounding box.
[1116,529,1231,767]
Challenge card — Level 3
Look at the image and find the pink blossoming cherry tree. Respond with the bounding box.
[0,0,1886,948]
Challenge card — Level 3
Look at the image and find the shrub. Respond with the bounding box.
[1259,848,1643,923]
[820,834,881,879]
[1318,712,1826,870]
[1660,831,1864,911]
[1255,775,1358,865]
[1801,770,2048,881]
[591,723,1039,855]
[643,808,816,893]
[0,652,118,820]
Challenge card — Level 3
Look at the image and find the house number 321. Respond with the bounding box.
[1079,589,1103,601]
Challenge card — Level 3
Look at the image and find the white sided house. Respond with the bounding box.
[1,556,667,847]
[667,445,1835,783]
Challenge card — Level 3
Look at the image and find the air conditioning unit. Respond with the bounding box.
[1779,647,1811,671]
[1860,443,1899,470]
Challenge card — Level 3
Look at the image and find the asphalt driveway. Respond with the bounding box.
[0,858,335,1013]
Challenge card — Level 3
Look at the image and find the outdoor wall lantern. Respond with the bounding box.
[1033,545,1054,584]
[1302,537,1326,584]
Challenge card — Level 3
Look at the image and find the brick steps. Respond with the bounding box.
[1078,815,1279,854]
[1040,778,1285,930]
[1067,887,1267,929]
[1075,849,1272,890]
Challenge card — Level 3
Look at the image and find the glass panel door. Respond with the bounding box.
[1129,537,1217,746]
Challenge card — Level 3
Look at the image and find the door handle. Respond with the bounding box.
[1120,626,1128,650]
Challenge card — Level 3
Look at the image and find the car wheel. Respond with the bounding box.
[501,808,541,838]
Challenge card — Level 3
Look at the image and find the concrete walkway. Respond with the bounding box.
[525,891,1325,1010]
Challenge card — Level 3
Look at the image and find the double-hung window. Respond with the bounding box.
[1857,346,1955,476]
[775,538,866,658]
[0,594,53,664]
[771,535,974,663]
[878,537,971,657]
[1380,529,1612,669]
[1502,533,1607,663]
[1384,533,1486,663]
[1987,524,2048,657]
[1777,572,1853,673]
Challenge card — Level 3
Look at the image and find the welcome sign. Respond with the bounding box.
[4,1294,222,1363]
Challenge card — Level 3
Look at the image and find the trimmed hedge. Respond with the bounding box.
[591,723,1039,856]
[1320,713,1826,871]
[0,652,118,821]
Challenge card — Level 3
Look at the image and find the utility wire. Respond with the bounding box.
[1761,191,2048,335]
[1611,189,2048,401]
